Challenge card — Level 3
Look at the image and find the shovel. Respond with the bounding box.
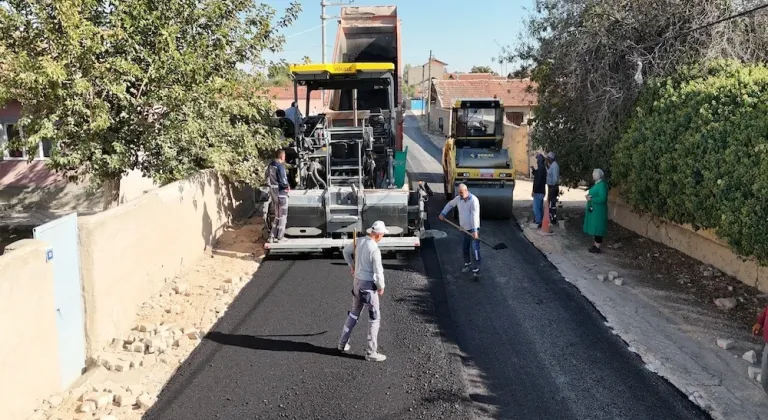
[441,218,508,250]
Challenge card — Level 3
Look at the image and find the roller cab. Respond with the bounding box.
[442,98,515,220]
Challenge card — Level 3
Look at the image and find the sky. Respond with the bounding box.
[261,0,535,74]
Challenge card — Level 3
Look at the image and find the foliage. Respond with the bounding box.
[266,60,292,86]
[499,0,768,185]
[0,0,300,207]
[613,60,768,263]
[470,65,497,75]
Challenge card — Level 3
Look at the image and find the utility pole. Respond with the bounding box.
[320,0,354,108]
[426,50,432,130]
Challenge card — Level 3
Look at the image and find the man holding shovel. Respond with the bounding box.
[439,184,481,279]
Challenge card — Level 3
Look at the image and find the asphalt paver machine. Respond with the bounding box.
[262,62,428,255]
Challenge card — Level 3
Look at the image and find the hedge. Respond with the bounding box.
[612,60,768,264]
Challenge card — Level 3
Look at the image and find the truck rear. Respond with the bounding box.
[330,5,404,151]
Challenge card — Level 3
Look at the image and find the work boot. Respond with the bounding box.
[461,263,471,273]
[366,352,387,362]
[337,343,351,353]
[267,236,276,243]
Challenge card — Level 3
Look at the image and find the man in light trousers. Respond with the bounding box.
[439,183,481,279]
[337,221,389,362]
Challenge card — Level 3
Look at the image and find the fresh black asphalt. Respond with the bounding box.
[144,116,711,420]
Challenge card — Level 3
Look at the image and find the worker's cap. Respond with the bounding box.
[367,220,390,235]
[547,151,556,160]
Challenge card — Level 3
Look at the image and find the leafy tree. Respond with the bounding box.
[613,60,768,263]
[301,55,312,64]
[266,60,292,86]
[403,63,412,84]
[470,65,497,75]
[0,0,300,208]
[498,0,768,185]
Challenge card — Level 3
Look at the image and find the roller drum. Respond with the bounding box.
[455,183,514,220]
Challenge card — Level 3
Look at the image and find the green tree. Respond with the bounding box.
[0,0,300,208]
[267,60,292,86]
[498,0,768,185]
[613,60,768,263]
[470,65,497,75]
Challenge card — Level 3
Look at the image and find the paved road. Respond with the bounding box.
[145,116,710,420]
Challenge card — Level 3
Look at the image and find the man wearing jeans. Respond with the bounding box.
[752,306,768,394]
[439,184,481,279]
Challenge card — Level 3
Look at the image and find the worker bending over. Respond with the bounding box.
[439,183,481,279]
[337,221,389,362]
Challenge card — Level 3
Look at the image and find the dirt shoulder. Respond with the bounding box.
[516,204,768,420]
[28,216,266,420]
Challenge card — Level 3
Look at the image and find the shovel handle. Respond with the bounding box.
[441,217,500,249]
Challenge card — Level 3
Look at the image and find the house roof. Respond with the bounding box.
[431,79,538,108]
[445,73,507,81]
[266,86,321,100]
[419,58,447,67]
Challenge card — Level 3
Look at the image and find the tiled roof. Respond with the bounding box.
[431,79,538,108]
[444,73,507,81]
[266,86,321,100]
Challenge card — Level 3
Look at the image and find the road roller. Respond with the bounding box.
[441,98,515,220]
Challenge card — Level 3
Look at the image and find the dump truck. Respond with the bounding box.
[263,62,428,256]
[442,98,515,220]
[330,5,404,151]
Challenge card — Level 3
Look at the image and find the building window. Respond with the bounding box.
[1,123,53,160]
[506,112,524,126]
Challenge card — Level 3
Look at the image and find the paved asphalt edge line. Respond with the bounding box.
[513,222,714,419]
[407,168,481,417]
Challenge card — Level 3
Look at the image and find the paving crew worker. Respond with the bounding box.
[266,149,290,243]
[337,221,389,362]
[545,151,561,224]
[439,183,481,278]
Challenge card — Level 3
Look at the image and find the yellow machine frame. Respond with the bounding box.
[441,98,514,198]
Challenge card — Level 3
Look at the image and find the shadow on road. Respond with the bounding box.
[205,331,365,360]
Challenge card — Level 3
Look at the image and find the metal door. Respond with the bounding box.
[34,213,86,389]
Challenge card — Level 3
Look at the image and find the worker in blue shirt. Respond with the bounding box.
[266,149,290,242]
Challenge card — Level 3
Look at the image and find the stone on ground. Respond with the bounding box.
[743,350,758,364]
[716,338,734,349]
[748,366,762,380]
[77,401,96,413]
[137,393,156,410]
[613,277,624,286]
[597,274,605,282]
[713,297,738,310]
[608,271,619,281]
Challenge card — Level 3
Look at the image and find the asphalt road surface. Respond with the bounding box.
[145,116,711,420]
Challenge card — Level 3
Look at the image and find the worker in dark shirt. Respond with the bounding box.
[266,149,290,242]
[531,153,547,229]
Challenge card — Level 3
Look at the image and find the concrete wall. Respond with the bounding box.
[428,107,452,136]
[502,122,532,176]
[78,170,253,356]
[608,189,768,292]
[0,239,61,420]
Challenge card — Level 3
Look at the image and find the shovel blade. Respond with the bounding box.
[492,243,508,250]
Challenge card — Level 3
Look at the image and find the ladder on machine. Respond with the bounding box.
[325,126,366,234]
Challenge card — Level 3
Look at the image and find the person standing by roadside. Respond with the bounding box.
[266,149,290,243]
[545,151,560,224]
[583,169,608,253]
[752,306,768,394]
[337,221,389,362]
[531,153,547,229]
[439,184,481,280]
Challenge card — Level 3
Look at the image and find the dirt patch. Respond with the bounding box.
[31,216,265,420]
[562,209,766,329]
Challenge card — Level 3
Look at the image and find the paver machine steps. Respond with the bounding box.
[441,98,515,220]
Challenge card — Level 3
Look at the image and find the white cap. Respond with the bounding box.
[367,220,390,235]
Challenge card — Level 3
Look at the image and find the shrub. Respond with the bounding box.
[613,60,768,264]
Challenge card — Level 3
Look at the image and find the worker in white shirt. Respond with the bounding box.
[337,221,389,362]
[439,183,481,279]
[284,101,303,131]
